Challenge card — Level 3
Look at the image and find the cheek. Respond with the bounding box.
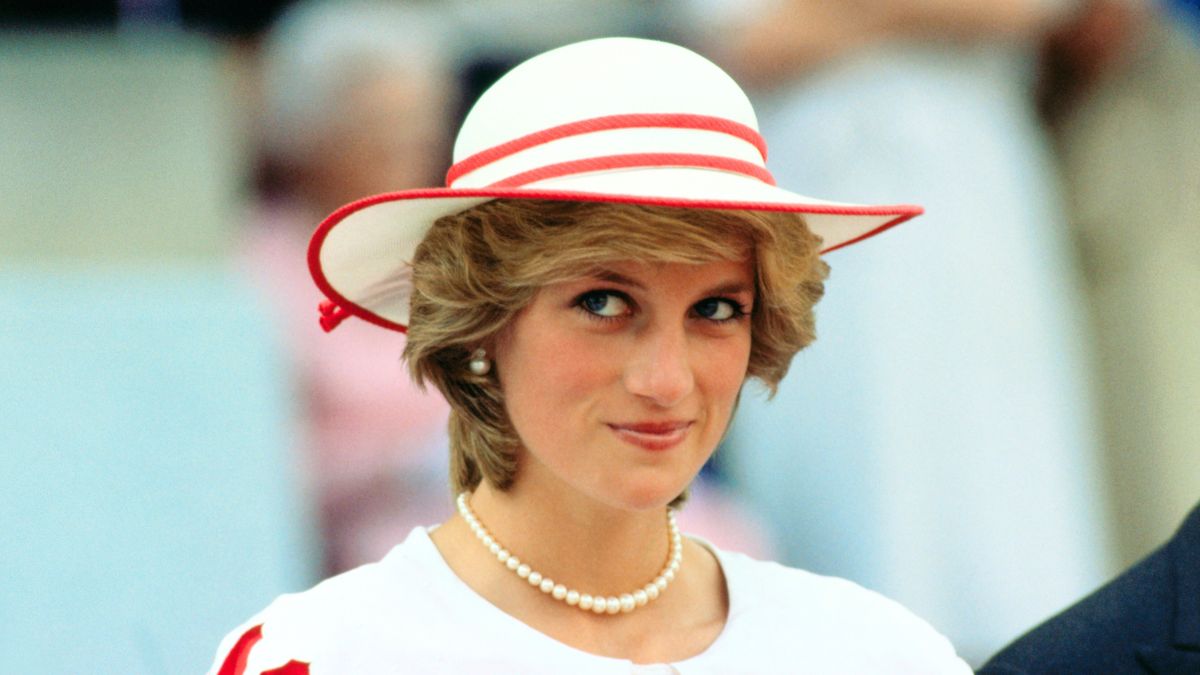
[500,330,615,441]
[701,336,752,408]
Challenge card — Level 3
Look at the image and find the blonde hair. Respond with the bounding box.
[403,199,828,497]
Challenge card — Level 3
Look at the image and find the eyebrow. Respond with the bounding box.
[705,281,754,297]
[589,269,645,290]
[586,268,754,297]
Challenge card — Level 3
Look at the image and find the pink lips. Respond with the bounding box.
[607,421,694,451]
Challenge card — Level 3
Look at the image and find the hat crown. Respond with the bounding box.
[452,37,759,164]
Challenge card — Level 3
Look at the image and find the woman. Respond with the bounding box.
[209,37,971,673]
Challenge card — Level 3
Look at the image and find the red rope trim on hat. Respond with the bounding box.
[488,153,776,189]
[821,212,914,254]
[307,186,922,335]
[446,113,767,186]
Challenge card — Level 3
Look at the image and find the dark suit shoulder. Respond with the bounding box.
[981,502,1200,675]
[978,543,1173,674]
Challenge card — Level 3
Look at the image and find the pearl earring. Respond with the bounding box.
[468,348,491,375]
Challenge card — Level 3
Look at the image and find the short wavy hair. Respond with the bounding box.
[403,199,828,498]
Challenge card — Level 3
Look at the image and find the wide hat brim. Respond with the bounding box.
[309,168,921,333]
[309,37,923,333]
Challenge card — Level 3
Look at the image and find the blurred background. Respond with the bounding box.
[1,0,1197,671]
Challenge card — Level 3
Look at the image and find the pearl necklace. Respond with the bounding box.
[455,492,683,615]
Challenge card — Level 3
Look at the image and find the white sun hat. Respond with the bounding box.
[310,36,922,333]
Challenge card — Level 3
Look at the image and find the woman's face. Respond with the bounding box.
[493,258,754,512]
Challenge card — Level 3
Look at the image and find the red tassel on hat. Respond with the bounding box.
[318,299,350,332]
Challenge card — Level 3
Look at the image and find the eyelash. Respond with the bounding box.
[573,290,749,324]
[695,297,749,323]
[573,290,629,323]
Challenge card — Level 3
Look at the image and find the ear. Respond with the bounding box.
[486,321,516,371]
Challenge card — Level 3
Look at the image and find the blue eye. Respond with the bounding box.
[694,298,742,322]
[578,291,630,318]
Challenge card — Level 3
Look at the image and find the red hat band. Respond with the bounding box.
[445,113,775,189]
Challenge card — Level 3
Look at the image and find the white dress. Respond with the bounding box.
[208,527,971,674]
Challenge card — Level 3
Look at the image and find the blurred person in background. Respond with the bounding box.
[975,3,1200,671]
[246,0,459,573]
[1034,0,1200,570]
[681,0,1113,664]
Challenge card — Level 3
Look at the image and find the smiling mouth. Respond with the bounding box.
[607,422,694,451]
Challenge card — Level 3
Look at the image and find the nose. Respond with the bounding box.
[622,324,695,408]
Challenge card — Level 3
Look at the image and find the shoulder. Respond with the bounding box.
[718,549,935,635]
[711,548,971,674]
[980,506,1195,674]
[205,528,457,674]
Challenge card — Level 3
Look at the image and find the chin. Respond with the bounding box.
[600,477,691,513]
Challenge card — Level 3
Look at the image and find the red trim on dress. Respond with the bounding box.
[488,153,776,188]
[217,625,263,675]
[216,624,312,675]
[445,113,768,186]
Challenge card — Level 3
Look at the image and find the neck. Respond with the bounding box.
[466,481,674,597]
